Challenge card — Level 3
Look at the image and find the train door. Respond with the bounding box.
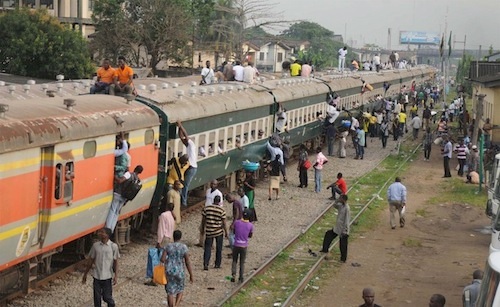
[37,146,55,246]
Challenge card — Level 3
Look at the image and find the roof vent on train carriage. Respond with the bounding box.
[8,85,15,94]
[172,83,179,88]
[0,104,9,119]
[260,77,267,82]
[56,74,64,82]
[270,76,275,80]
[124,94,135,104]
[226,85,233,93]
[190,81,197,87]
[23,84,30,93]
[41,84,49,92]
[148,84,157,94]
[56,83,64,92]
[189,88,197,97]
[236,85,244,92]
[161,83,169,89]
[0,81,5,86]
[199,88,207,96]
[218,86,226,94]
[27,80,36,85]
[114,115,125,126]
[82,80,90,89]
[176,90,184,99]
[138,84,146,91]
[63,99,76,111]
[208,87,215,96]
[243,84,249,91]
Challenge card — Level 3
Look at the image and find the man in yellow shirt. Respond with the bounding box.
[109,56,134,96]
[290,60,301,77]
[166,154,189,191]
[91,59,115,94]
[398,110,407,136]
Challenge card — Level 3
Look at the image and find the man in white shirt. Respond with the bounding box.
[177,121,198,207]
[338,47,347,72]
[326,101,340,125]
[200,60,214,85]
[242,62,256,84]
[373,54,381,72]
[233,61,244,82]
[205,179,224,207]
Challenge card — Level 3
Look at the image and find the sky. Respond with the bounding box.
[273,0,499,51]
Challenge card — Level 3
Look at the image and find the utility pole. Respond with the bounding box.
[454,34,466,57]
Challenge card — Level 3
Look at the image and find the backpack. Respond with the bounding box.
[121,173,142,201]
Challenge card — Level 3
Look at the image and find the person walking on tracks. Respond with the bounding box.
[319,194,350,262]
[82,227,119,307]
[387,177,407,229]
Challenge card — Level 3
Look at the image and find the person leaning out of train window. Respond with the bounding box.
[90,58,115,94]
[109,56,134,96]
[114,132,129,178]
[166,154,189,192]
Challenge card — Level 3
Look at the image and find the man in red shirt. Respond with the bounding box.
[327,172,347,200]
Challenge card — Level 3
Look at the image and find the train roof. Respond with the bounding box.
[135,79,275,122]
[0,95,159,154]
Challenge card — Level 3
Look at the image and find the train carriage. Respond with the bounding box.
[0,95,159,291]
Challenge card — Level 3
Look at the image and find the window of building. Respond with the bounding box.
[83,140,97,159]
[259,52,265,61]
[40,0,53,9]
[277,52,283,63]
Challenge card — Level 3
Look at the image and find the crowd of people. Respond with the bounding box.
[337,47,412,73]
[83,72,494,306]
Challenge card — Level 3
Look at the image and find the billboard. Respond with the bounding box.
[399,31,440,45]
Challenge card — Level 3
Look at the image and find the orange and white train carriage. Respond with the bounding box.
[0,95,159,294]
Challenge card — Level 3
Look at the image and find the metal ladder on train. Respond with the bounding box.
[22,258,39,294]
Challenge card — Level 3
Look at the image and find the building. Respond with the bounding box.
[0,0,95,37]
[469,61,500,144]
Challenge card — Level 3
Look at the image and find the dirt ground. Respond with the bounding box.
[296,146,492,307]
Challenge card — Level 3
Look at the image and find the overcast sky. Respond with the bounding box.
[273,0,499,51]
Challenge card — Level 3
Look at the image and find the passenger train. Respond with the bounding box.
[0,67,435,297]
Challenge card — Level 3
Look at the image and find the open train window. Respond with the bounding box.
[54,162,74,203]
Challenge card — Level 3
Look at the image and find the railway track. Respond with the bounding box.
[217,142,421,307]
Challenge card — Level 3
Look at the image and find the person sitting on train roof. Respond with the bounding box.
[105,165,144,232]
[166,154,189,192]
[290,60,301,77]
[90,59,115,94]
[109,56,134,96]
[114,132,129,178]
[243,62,256,84]
[200,60,215,85]
[233,61,244,82]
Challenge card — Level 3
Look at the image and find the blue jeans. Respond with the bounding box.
[105,192,127,232]
[204,234,223,268]
[358,144,364,158]
[314,169,322,192]
[93,278,115,307]
[181,166,197,206]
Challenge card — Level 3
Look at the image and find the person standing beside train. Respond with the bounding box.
[313,147,328,193]
[243,171,257,222]
[298,144,309,188]
[109,56,134,96]
[176,121,198,207]
[90,59,115,94]
[82,227,119,307]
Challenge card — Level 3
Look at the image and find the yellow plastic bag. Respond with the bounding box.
[153,264,167,285]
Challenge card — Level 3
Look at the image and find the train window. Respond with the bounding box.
[63,162,75,202]
[144,129,154,145]
[208,131,216,155]
[83,140,96,159]
[55,163,63,199]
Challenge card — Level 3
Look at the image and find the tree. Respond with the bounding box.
[281,21,345,70]
[0,9,94,79]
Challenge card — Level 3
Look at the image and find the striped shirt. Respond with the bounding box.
[202,205,226,238]
[456,145,468,160]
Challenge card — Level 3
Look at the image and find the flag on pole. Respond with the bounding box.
[439,33,444,58]
[448,31,452,57]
